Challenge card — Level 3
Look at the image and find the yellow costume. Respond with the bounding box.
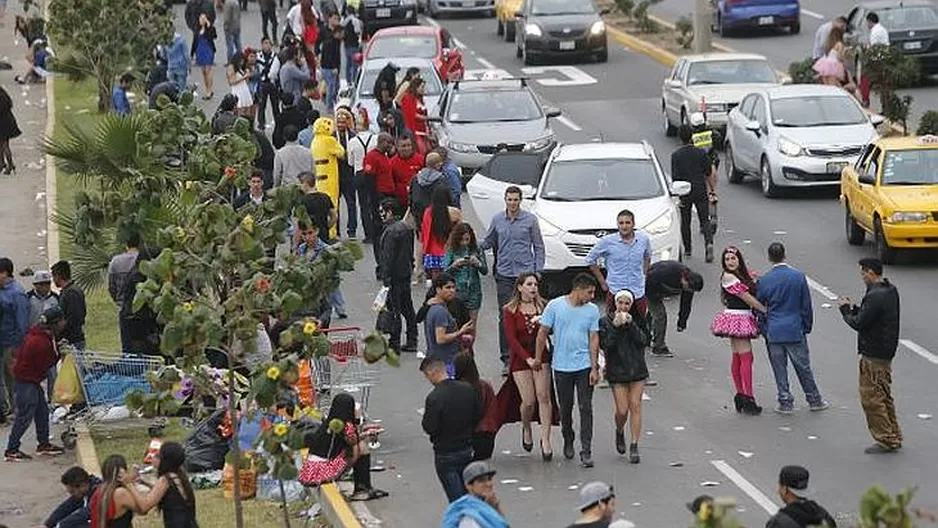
[311,117,345,239]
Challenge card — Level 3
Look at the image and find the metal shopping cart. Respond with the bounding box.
[309,327,380,423]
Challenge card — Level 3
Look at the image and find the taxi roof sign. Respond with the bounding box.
[917,135,938,144]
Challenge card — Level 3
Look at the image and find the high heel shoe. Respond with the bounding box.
[521,428,533,453]
[2,164,14,175]
[733,393,745,413]
[540,439,553,462]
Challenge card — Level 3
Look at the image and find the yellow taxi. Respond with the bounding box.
[841,135,938,263]
[495,0,522,42]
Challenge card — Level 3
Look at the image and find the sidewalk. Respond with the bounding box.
[0,22,78,527]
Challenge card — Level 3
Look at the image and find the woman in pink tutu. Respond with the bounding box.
[813,26,855,93]
[710,247,766,416]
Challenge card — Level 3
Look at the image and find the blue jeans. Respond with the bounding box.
[168,68,188,93]
[328,287,347,317]
[6,380,50,452]
[225,30,243,61]
[345,45,361,85]
[322,68,340,112]
[434,447,472,502]
[766,340,823,409]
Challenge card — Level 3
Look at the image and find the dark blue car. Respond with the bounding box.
[712,0,801,37]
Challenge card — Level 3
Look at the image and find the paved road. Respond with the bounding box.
[649,0,938,131]
[170,6,938,526]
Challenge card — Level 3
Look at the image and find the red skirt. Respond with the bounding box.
[479,372,560,433]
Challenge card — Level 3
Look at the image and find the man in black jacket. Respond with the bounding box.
[838,258,902,454]
[377,198,417,353]
[51,261,85,350]
[766,466,836,528]
[645,260,704,357]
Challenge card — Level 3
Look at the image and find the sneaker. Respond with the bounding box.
[705,244,714,263]
[416,351,426,359]
[774,405,794,415]
[36,443,65,456]
[650,347,674,358]
[580,452,594,468]
[628,443,640,464]
[4,449,32,462]
[809,401,830,412]
[864,443,901,454]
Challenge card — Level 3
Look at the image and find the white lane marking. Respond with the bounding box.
[557,115,583,131]
[453,37,468,50]
[805,276,839,301]
[802,8,825,20]
[464,68,513,80]
[477,57,496,69]
[710,460,779,515]
[521,65,599,86]
[900,339,938,365]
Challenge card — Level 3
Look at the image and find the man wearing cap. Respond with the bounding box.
[567,481,616,528]
[27,270,60,403]
[767,466,836,528]
[4,306,67,461]
[838,258,902,454]
[441,461,508,528]
[0,257,30,423]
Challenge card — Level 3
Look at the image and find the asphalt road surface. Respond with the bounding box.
[172,6,938,526]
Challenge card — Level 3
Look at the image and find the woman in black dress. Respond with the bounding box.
[0,85,22,174]
[126,441,199,527]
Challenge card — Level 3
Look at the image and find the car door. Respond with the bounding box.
[467,151,547,230]
[854,146,883,229]
[663,59,686,124]
[749,95,771,170]
[734,94,762,171]
[845,6,869,46]
[727,94,755,167]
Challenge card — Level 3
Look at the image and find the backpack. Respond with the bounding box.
[409,173,445,232]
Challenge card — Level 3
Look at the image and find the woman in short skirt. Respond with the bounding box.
[710,246,766,415]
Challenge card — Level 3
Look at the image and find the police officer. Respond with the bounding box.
[671,123,715,263]
[689,112,720,238]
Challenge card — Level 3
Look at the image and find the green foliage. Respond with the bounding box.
[789,57,818,84]
[883,93,914,135]
[125,365,183,418]
[862,44,920,133]
[860,485,917,528]
[46,0,172,112]
[916,110,938,136]
[633,0,662,32]
[614,0,635,17]
[676,15,694,49]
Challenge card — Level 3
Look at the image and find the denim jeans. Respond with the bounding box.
[0,346,15,415]
[168,68,188,93]
[328,287,347,317]
[322,68,340,112]
[494,274,517,364]
[554,368,594,456]
[434,447,472,502]
[225,30,243,61]
[766,340,823,409]
[345,45,361,85]
[6,381,50,452]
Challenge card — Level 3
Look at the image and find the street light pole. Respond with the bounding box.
[692,0,712,53]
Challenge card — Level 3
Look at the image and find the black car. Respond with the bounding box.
[514,0,609,64]
[845,0,938,73]
[361,0,419,34]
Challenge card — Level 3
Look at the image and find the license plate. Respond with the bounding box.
[827,161,849,173]
[904,41,923,50]
[559,40,575,50]
[758,16,773,25]
[463,0,473,5]
[376,7,391,17]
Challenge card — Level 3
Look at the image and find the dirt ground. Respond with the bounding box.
[0,11,79,528]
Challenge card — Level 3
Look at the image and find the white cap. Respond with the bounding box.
[689,112,706,127]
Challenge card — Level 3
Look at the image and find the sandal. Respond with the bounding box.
[348,488,389,501]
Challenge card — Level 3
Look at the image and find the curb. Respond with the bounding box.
[74,423,102,476]
[42,0,60,266]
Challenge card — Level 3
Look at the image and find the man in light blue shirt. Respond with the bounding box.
[586,209,651,316]
[812,17,847,60]
[535,273,600,469]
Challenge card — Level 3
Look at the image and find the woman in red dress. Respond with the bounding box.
[300,0,319,81]
[399,77,430,154]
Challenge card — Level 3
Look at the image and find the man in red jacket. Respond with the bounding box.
[5,306,67,461]
[390,134,424,209]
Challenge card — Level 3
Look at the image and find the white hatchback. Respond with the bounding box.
[467,142,691,297]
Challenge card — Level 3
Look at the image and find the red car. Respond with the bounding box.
[361,25,465,82]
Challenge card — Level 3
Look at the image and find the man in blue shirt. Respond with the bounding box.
[424,273,474,368]
[535,273,600,468]
[585,209,651,316]
[433,146,463,208]
[480,186,545,373]
[112,73,133,115]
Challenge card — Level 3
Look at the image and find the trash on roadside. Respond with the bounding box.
[190,469,223,490]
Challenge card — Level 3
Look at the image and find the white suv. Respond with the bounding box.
[468,142,691,297]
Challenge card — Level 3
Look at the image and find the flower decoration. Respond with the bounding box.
[266,366,281,380]
[241,214,255,233]
[174,227,186,240]
[328,418,345,435]
[303,320,318,335]
[273,422,289,437]
[298,406,322,420]
[182,302,194,313]
[255,277,270,294]
[224,166,238,180]
[173,376,195,400]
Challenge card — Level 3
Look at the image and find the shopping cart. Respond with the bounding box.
[309,327,380,424]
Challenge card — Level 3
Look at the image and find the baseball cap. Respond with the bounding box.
[32,270,53,284]
[41,306,64,324]
[577,481,614,511]
[779,465,813,497]
[687,495,713,514]
[462,461,496,486]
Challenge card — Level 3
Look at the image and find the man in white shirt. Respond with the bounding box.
[812,16,847,59]
[347,108,379,242]
[860,11,891,107]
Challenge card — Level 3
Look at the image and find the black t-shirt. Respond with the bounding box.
[318,28,343,70]
[565,520,610,528]
[301,191,334,239]
[670,144,711,189]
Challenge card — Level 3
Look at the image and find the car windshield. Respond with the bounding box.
[448,90,542,122]
[881,149,938,185]
[532,0,596,16]
[358,65,443,98]
[686,60,776,85]
[770,96,867,127]
[367,36,438,59]
[540,158,664,201]
[881,6,938,31]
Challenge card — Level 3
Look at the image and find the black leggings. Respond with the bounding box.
[353,453,373,491]
[0,139,13,169]
[472,432,496,461]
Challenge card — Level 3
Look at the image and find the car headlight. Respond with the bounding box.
[525,23,543,37]
[643,210,673,236]
[538,216,563,237]
[590,20,606,35]
[888,212,928,223]
[525,135,555,151]
[445,141,477,154]
[778,136,803,157]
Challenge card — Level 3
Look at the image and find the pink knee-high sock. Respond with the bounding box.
[730,353,744,394]
[739,351,754,397]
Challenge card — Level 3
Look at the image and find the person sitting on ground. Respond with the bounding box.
[123,442,198,526]
[148,79,180,111]
[89,455,136,528]
[298,392,389,501]
[441,461,509,528]
[45,466,102,528]
[15,38,52,84]
[567,481,616,528]
[767,465,837,528]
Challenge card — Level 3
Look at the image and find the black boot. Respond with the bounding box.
[615,428,626,455]
[733,393,745,413]
[629,443,640,464]
[742,395,763,416]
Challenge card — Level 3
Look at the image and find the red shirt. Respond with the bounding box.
[399,93,427,135]
[390,152,424,206]
[13,326,59,384]
[363,149,394,196]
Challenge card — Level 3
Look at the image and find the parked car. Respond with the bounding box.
[661,52,782,136]
[711,0,801,37]
[495,0,523,41]
[362,25,465,82]
[514,0,609,65]
[361,0,419,35]
[723,84,883,198]
[845,0,938,74]
[350,57,444,133]
[468,143,691,298]
[841,134,938,263]
[422,0,495,17]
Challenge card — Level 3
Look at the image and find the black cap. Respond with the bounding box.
[40,306,65,324]
[859,257,884,276]
[779,465,812,497]
[687,495,713,514]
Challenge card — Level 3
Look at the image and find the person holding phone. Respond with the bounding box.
[443,222,488,339]
[424,273,474,376]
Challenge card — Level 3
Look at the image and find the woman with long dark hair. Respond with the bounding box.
[0,85,22,174]
[89,455,135,528]
[227,50,255,121]
[420,185,461,280]
[125,442,198,527]
[710,246,766,416]
[443,222,487,335]
[399,77,429,152]
[453,352,497,461]
[299,393,388,501]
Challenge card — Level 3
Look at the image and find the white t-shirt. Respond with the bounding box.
[870,23,890,46]
[347,132,376,172]
[287,4,304,37]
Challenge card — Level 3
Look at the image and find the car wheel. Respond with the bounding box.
[497,18,504,36]
[725,144,744,183]
[522,40,534,65]
[760,157,779,198]
[663,104,676,137]
[505,22,515,42]
[595,49,608,62]
[516,35,523,58]
[873,217,896,264]
[844,203,865,246]
[790,22,801,35]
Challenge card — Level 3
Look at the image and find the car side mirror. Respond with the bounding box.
[353,52,363,65]
[427,115,443,123]
[779,74,792,85]
[545,107,562,118]
[666,79,682,89]
[670,181,692,196]
[858,171,876,185]
[520,184,536,199]
[745,120,762,133]
[870,114,885,126]
[515,10,523,18]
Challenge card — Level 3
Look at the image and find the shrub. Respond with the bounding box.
[788,57,817,84]
[614,0,635,17]
[916,110,938,136]
[676,15,694,49]
[633,0,661,32]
